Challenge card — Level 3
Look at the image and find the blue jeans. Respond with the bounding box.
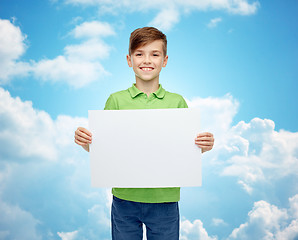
[111,196,180,240]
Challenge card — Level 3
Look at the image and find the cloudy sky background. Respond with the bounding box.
[0,0,297,239]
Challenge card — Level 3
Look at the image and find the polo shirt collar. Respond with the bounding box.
[128,84,166,99]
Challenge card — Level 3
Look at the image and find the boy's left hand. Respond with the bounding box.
[195,132,214,153]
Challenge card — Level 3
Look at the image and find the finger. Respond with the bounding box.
[76,127,92,137]
[195,138,214,143]
[195,142,214,146]
[76,129,92,141]
[195,139,214,147]
[75,138,89,146]
[195,142,214,147]
[195,136,214,141]
[77,127,92,137]
[75,134,92,144]
[197,132,213,138]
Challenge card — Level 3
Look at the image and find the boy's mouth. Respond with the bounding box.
[140,67,154,72]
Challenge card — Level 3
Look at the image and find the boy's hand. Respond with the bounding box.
[74,127,92,152]
[195,132,214,153]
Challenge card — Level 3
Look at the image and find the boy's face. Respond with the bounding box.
[127,40,168,83]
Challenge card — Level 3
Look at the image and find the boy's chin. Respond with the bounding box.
[137,78,158,83]
[135,74,160,82]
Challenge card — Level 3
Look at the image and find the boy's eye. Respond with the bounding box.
[135,53,142,56]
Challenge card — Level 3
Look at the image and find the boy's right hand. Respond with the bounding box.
[74,127,92,152]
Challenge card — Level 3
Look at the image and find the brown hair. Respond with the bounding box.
[129,27,167,56]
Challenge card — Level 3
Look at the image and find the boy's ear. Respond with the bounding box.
[163,55,168,67]
[126,54,132,67]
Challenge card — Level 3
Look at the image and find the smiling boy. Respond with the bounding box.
[75,27,214,240]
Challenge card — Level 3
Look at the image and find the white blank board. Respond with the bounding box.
[89,108,201,188]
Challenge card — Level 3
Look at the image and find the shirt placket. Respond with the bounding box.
[142,94,154,108]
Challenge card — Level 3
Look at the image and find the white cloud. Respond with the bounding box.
[57,230,78,240]
[186,95,298,194]
[220,118,298,193]
[32,54,108,88]
[0,19,31,83]
[87,204,110,227]
[186,94,298,199]
[289,195,298,219]
[212,218,227,226]
[64,39,112,60]
[180,196,298,240]
[0,87,88,161]
[61,0,260,31]
[0,19,115,88]
[0,200,42,240]
[0,87,111,239]
[227,0,260,15]
[149,8,180,31]
[57,198,111,239]
[0,88,57,161]
[275,219,298,240]
[71,21,115,38]
[186,94,239,143]
[228,195,298,240]
[31,21,114,88]
[0,19,26,59]
[63,0,260,15]
[180,219,218,240]
[207,18,222,28]
[0,88,297,240]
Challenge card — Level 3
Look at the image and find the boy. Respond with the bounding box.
[74,27,214,240]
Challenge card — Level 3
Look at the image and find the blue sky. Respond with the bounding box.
[0,0,298,240]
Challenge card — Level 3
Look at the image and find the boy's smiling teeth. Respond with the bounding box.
[140,67,154,71]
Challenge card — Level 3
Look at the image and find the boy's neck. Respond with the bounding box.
[135,78,159,97]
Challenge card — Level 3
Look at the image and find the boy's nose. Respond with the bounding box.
[143,55,151,64]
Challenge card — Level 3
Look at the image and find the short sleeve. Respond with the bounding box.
[104,94,118,110]
[178,96,188,108]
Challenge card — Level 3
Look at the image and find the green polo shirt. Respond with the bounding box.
[104,83,188,203]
